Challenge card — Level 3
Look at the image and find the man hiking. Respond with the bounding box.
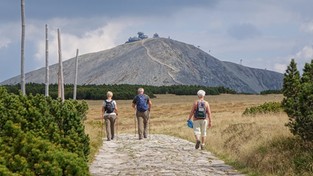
[187,90,212,150]
[102,91,118,141]
[132,88,152,140]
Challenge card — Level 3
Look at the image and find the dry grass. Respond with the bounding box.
[85,94,292,175]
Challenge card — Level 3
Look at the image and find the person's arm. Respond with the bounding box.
[188,101,197,120]
[206,102,212,128]
[132,103,136,110]
[101,105,105,118]
[132,97,136,111]
[148,98,152,111]
[114,101,118,116]
[145,95,152,111]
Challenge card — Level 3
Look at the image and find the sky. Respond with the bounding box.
[1,0,313,82]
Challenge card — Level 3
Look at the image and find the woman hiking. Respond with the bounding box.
[102,91,118,141]
[187,90,212,150]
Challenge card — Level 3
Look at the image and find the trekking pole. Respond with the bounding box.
[134,111,137,138]
[101,115,104,139]
[100,117,102,138]
[116,116,118,141]
[149,111,151,140]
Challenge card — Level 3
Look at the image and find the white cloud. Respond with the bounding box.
[274,63,287,73]
[0,23,19,49]
[268,45,313,73]
[0,38,11,49]
[300,21,313,33]
[33,18,134,66]
[295,45,313,59]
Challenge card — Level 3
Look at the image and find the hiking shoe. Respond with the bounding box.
[195,140,200,149]
[201,144,205,150]
[107,138,111,141]
[143,132,147,138]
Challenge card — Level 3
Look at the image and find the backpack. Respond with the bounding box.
[104,100,115,113]
[136,95,148,112]
[195,100,206,118]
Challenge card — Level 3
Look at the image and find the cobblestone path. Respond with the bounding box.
[90,134,244,176]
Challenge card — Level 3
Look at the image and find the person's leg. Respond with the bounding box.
[143,111,149,138]
[193,120,201,149]
[110,115,116,140]
[201,135,205,150]
[104,116,111,141]
[136,112,143,139]
[200,120,208,150]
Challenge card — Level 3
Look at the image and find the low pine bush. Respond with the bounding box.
[243,102,282,116]
[0,87,90,175]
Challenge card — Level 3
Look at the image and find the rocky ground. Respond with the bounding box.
[90,134,244,176]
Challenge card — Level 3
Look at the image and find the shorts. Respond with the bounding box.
[104,113,116,119]
[193,119,208,137]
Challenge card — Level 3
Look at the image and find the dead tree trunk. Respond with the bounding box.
[73,49,79,100]
[20,0,26,95]
[45,24,49,96]
[57,29,64,102]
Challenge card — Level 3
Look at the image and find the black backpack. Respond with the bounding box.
[104,100,115,113]
[195,100,206,118]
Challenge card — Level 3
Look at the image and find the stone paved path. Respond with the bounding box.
[90,134,244,176]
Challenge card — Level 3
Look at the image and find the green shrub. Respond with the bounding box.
[243,102,282,116]
[282,59,313,141]
[260,89,282,95]
[0,87,90,175]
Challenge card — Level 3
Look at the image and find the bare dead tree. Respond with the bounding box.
[20,0,26,95]
[45,24,49,96]
[73,49,79,100]
[57,29,64,102]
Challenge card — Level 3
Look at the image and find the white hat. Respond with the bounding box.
[197,90,206,97]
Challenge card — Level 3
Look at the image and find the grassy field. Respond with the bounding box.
[84,94,311,175]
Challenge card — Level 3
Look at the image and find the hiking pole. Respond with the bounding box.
[101,115,104,139]
[148,111,151,140]
[116,116,118,141]
[134,111,137,138]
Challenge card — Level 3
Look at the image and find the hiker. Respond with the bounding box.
[132,88,152,140]
[102,91,118,141]
[187,90,212,150]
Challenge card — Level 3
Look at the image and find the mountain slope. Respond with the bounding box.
[0,38,283,93]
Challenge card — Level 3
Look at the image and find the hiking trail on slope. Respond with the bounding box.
[90,134,244,176]
[141,40,182,85]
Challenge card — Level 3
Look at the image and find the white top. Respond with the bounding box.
[103,99,117,116]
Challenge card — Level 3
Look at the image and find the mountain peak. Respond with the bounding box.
[1,38,283,93]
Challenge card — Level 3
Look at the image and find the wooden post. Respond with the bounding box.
[73,49,79,100]
[45,24,49,96]
[20,0,26,95]
[57,28,64,102]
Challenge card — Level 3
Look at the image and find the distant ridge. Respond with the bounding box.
[0,38,283,93]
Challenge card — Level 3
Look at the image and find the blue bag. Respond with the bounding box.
[187,119,193,128]
[136,95,148,112]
